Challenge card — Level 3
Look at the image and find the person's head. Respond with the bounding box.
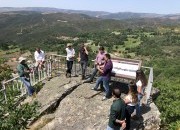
[36,47,41,53]
[129,83,138,94]
[81,43,85,48]
[67,43,72,49]
[99,46,105,54]
[104,53,111,61]
[136,69,147,86]
[112,88,121,98]
[18,57,26,64]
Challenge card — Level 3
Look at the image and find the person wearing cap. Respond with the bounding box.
[34,47,45,70]
[65,43,75,78]
[17,57,35,96]
[78,43,89,80]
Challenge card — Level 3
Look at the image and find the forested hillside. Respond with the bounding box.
[0,11,180,129]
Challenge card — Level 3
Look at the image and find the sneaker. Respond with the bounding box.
[102,96,107,101]
[91,87,97,91]
[83,79,92,83]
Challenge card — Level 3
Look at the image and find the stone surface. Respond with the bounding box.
[27,76,160,130]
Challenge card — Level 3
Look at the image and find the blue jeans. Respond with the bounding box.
[107,125,120,130]
[20,77,35,96]
[94,76,110,98]
[89,66,98,81]
[136,94,143,116]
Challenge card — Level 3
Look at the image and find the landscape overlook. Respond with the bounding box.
[0,2,180,130]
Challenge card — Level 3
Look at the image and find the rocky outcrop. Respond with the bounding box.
[28,76,160,130]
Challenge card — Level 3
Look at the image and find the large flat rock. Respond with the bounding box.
[28,76,160,130]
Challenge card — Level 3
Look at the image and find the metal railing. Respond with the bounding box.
[1,54,153,105]
[1,60,51,102]
[141,66,153,106]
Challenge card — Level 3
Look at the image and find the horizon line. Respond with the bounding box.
[0,7,180,15]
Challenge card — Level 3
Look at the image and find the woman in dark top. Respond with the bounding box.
[78,43,89,80]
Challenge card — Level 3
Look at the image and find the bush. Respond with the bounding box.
[0,96,38,130]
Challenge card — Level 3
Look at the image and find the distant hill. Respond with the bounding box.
[0,11,179,47]
[0,7,180,20]
[0,7,110,17]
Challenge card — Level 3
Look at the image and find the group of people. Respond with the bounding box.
[105,69,147,130]
[16,44,147,130]
[65,43,148,130]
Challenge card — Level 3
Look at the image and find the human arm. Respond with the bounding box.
[124,96,131,104]
[41,51,45,61]
[97,65,103,73]
[72,49,75,58]
[84,46,88,55]
[77,52,81,62]
[137,81,145,95]
[94,55,98,65]
[34,52,38,61]
[17,64,30,77]
[110,105,126,127]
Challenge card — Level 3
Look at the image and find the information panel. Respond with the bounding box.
[111,58,142,80]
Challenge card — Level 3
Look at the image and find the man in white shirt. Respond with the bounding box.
[66,43,75,77]
[34,48,45,69]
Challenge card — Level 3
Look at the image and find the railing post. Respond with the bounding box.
[1,81,7,103]
[145,67,153,106]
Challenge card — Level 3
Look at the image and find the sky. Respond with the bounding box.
[0,0,180,14]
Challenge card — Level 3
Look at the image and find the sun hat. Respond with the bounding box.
[18,57,26,63]
[67,43,72,47]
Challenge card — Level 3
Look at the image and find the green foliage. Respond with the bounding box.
[0,97,38,130]
[0,64,12,82]
[0,11,180,129]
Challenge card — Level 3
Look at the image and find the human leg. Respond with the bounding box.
[93,76,103,90]
[127,105,135,129]
[89,67,98,81]
[69,61,73,74]
[103,78,110,98]
[20,77,35,96]
[81,61,87,79]
[136,94,143,117]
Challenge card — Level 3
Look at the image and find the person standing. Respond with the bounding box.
[124,83,138,130]
[78,43,88,80]
[65,43,75,78]
[17,57,35,96]
[84,46,106,83]
[107,88,126,130]
[92,53,113,100]
[135,69,147,118]
[34,47,45,70]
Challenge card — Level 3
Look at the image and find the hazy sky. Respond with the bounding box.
[0,0,180,14]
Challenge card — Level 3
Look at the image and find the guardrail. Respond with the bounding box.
[141,66,153,106]
[1,54,153,105]
[1,60,51,102]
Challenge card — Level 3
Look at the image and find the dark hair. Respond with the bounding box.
[99,46,105,51]
[136,69,147,87]
[112,88,121,98]
[105,53,111,59]
[128,84,138,103]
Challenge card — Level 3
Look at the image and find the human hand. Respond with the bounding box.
[77,57,80,62]
[121,122,126,130]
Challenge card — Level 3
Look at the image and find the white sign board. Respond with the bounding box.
[111,58,141,80]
